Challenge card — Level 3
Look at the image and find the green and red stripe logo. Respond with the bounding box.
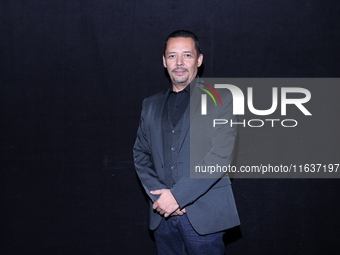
[197,81,223,106]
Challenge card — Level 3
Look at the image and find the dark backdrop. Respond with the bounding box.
[1,0,339,254]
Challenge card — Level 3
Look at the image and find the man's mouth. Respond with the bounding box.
[173,68,188,75]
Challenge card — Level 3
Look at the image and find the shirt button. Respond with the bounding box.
[171,166,175,169]
[171,147,176,151]
[171,130,175,133]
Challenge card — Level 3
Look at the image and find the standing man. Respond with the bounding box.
[133,30,239,254]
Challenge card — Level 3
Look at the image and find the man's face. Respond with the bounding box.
[163,37,203,91]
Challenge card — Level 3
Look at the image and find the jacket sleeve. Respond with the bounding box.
[133,98,168,202]
[170,90,237,208]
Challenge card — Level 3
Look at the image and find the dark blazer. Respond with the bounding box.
[133,80,240,235]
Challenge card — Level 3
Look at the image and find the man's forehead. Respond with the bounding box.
[165,37,196,52]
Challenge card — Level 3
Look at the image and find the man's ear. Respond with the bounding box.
[163,55,167,68]
[197,54,203,67]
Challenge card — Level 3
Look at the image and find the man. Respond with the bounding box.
[133,30,239,254]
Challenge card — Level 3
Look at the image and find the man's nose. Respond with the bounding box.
[176,56,183,66]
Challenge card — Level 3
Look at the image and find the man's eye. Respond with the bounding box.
[168,55,175,59]
[184,54,192,58]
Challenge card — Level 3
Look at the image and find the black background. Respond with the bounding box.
[1,0,339,254]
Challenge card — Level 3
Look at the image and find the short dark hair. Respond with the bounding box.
[164,30,202,56]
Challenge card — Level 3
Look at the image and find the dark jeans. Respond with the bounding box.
[154,214,225,255]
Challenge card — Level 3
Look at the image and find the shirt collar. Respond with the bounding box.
[170,84,191,95]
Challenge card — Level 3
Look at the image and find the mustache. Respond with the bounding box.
[172,67,188,72]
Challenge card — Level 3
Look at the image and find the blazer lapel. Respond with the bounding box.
[154,89,171,166]
[190,79,204,118]
[178,79,202,151]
